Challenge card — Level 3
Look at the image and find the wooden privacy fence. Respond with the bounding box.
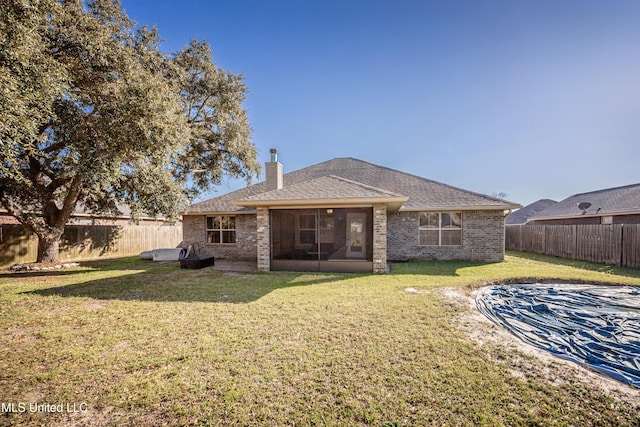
[506,224,640,269]
[0,224,183,267]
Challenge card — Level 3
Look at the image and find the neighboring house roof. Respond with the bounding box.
[187,157,520,214]
[506,199,557,224]
[529,183,640,221]
[0,201,173,223]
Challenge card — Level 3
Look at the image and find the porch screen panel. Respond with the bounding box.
[271,209,317,260]
[270,208,372,262]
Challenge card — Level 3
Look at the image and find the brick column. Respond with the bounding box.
[373,204,387,273]
[256,207,270,271]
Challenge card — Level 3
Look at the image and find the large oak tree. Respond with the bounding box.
[0,0,260,262]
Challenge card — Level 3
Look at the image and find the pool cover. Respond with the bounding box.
[476,283,640,387]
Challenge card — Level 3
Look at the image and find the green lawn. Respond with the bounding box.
[1,252,639,426]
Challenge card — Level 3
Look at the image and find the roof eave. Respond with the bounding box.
[183,209,256,216]
[233,196,409,210]
[530,208,640,222]
[400,203,521,212]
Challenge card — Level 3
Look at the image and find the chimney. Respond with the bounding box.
[265,148,283,191]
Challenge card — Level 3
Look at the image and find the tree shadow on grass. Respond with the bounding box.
[389,259,499,276]
[1,256,168,279]
[24,263,368,304]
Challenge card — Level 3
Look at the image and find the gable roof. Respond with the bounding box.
[529,183,640,221]
[506,199,557,225]
[187,157,520,214]
[237,175,407,205]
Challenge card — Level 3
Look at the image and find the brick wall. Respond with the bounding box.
[181,214,257,260]
[387,210,505,262]
[184,209,506,267]
[372,204,387,273]
[256,207,270,271]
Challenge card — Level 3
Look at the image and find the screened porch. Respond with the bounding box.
[270,207,373,273]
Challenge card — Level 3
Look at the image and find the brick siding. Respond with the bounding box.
[183,209,506,268]
[387,210,505,262]
[256,207,270,271]
[372,204,387,273]
[181,214,257,260]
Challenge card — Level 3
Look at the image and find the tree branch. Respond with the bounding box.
[191,94,212,121]
[55,174,83,229]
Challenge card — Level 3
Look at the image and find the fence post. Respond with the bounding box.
[620,224,624,267]
[497,224,639,268]
[519,225,523,251]
[572,224,578,259]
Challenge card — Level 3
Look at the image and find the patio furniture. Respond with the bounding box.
[180,253,215,269]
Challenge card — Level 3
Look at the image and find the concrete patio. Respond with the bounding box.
[209,259,258,272]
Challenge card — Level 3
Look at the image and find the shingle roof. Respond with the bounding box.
[187,157,520,214]
[239,175,406,203]
[506,199,557,224]
[530,183,640,220]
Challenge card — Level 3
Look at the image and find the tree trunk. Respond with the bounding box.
[36,230,63,263]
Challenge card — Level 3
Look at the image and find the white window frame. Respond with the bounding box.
[419,212,463,246]
[206,215,236,244]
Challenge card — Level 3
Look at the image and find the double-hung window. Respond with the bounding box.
[298,214,316,244]
[206,216,236,244]
[419,212,462,246]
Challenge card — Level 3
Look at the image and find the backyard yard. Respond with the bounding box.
[1,252,639,426]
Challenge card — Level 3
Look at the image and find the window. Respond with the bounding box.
[298,214,316,244]
[419,212,462,246]
[206,216,236,244]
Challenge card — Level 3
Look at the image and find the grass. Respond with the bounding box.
[1,251,639,426]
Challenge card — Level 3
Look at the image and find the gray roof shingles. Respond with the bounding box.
[187,157,519,214]
[239,175,405,202]
[506,199,557,224]
[530,183,640,220]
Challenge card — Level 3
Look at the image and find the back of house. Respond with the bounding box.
[183,151,520,272]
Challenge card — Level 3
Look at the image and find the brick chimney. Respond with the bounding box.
[265,148,283,191]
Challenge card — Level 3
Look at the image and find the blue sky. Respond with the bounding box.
[122,0,640,207]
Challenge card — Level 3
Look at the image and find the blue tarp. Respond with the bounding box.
[476,283,640,387]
